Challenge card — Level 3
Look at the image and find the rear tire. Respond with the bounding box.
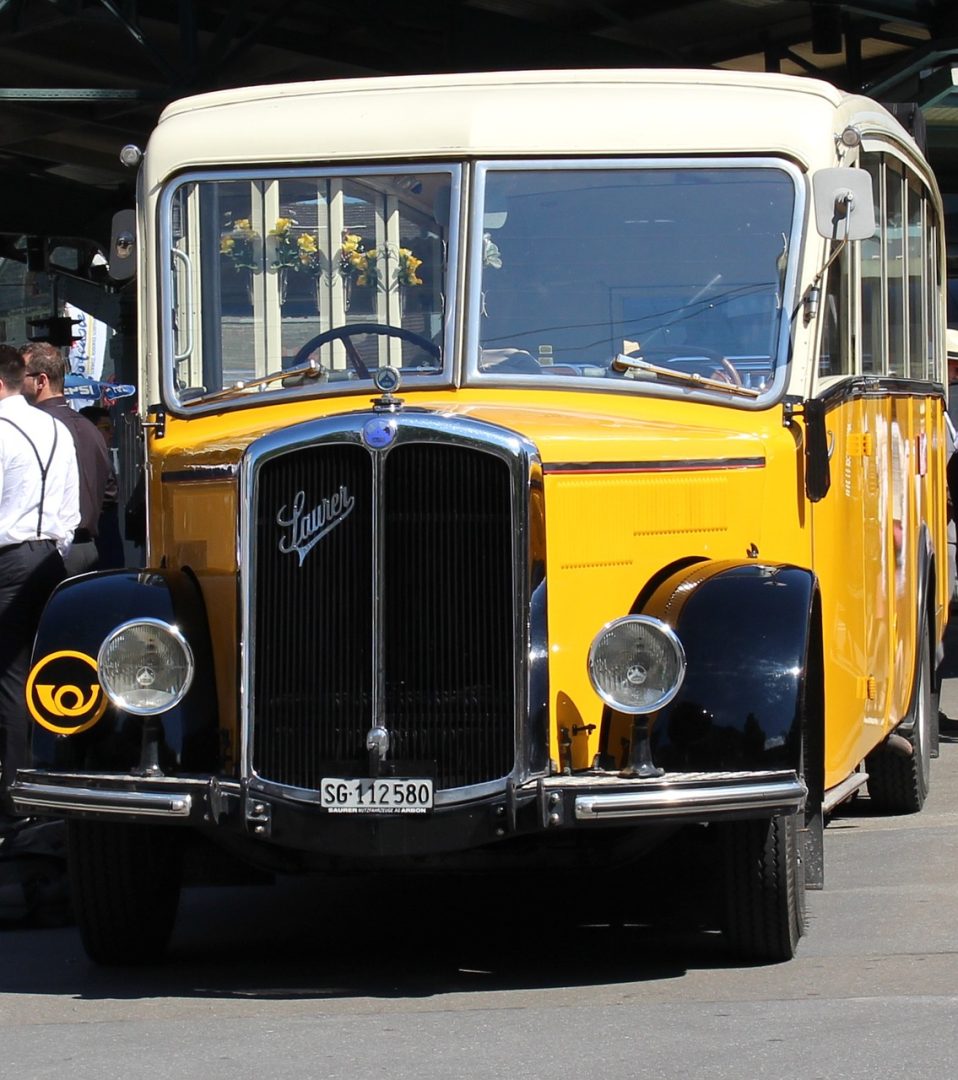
[67,820,182,965]
[721,813,805,963]
[866,629,931,814]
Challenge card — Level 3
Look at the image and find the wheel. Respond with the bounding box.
[290,321,440,376]
[866,629,932,813]
[720,813,805,963]
[67,820,183,965]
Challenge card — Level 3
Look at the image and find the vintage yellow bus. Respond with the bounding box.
[14,69,948,964]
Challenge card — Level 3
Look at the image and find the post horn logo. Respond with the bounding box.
[26,651,108,735]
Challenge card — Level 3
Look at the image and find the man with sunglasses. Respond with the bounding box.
[20,341,111,575]
[0,344,79,834]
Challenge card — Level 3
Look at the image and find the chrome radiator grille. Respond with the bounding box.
[250,436,517,794]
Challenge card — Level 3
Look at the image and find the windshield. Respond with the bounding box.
[471,162,799,397]
[161,167,458,407]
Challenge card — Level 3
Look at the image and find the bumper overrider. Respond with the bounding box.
[10,768,806,857]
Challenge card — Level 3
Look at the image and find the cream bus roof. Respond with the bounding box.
[147,68,907,180]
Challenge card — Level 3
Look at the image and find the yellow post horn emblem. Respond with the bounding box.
[26,650,108,735]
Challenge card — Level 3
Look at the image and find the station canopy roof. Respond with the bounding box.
[0,0,956,253]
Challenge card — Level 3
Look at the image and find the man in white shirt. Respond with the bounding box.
[0,344,80,833]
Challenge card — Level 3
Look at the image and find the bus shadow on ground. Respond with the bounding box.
[0,840,748,999]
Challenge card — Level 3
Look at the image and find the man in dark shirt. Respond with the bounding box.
[19,342,111,575]
[79,405,125,568]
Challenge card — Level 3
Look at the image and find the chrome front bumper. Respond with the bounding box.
[559,770,807,821]
[9,774,231,822]
[11,768,805,827]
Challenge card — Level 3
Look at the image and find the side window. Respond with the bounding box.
[885,158,905,376]
[820,243,851,376]
[858,150,941,385]
[906,175,926,380]
[860,155,884,374]
[925,198,942,384]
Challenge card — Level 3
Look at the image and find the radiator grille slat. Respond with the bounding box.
[383,445,515,790]
[253,445,373,789]
[250,437,517,793]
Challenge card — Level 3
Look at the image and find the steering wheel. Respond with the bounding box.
[624,344,742,387]
[290,322,440,378]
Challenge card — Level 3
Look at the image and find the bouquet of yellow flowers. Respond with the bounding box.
[395,246,423,287]
[219,218,261,272]
[295,232,327,278]
[268,217,300,270]
[339,231,380,289]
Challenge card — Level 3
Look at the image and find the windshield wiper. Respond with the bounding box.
[610,354,761,398]
[182,357,327,406]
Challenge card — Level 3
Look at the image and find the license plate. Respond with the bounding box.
[320,777,434,813]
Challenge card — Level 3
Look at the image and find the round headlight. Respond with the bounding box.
[97,619,195,715]
[588,616,686,714]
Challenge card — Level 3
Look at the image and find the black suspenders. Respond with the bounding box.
[0,414,59,538]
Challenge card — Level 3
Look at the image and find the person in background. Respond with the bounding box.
[19,342,110,575]
[79,405,125,569]
[0,344,79,835]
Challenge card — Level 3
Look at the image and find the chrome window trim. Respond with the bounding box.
[464,156,807,409]
[238,409,546,805]
[156,163,462,416]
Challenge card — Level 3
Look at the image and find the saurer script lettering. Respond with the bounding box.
[276,486,355,566]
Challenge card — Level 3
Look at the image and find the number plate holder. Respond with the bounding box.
[321,777,434,813]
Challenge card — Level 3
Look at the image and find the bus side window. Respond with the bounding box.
[906,173,926,379]
[820,242,851,377]
[885,157,906,376]
[860,154,884,375]
[925,198,942,383]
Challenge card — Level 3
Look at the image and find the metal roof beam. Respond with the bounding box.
[93,0,183,84]
[0,87,149,99]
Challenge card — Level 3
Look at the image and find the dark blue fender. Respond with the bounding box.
[641,561,822,775]
[27,569,219,773]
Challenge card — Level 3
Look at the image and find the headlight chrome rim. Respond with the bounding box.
[587,615,686,715]
[96,618,195,716]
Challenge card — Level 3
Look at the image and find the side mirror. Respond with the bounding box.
[812,168,875,242]
[109,209,137,282]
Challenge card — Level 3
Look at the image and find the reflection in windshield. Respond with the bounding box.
[166,170,452,405]
[476,165,796,393]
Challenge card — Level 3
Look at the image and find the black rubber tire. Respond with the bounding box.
[866,630,931,814]
[67,820,183,965]
[721,813,806,963]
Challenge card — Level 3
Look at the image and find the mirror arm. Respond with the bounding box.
[796,237,848,324]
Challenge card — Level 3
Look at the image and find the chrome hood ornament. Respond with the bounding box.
[370,366,404,412]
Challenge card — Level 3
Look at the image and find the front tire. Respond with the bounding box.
[720,813,805,963]
[866,629,932,814]
[67,820,182,965]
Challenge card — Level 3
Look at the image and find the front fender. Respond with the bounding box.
[27,569,219,773]
[642,560,819,774]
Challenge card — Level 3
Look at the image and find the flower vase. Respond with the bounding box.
[277,267,288,306]
[343,276,352,312]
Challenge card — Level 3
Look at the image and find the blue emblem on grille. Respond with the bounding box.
[363,417,397,449]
